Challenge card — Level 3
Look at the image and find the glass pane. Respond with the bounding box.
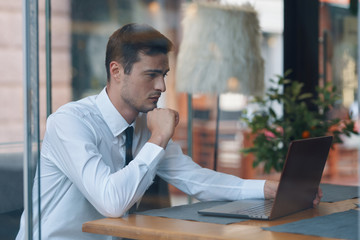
[319,0,359,184]
[0,143,24,239]
[0,1,27,239]
[11,1,359,239]
[4,0,269,238]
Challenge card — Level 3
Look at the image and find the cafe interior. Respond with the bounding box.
[0,0,359,239]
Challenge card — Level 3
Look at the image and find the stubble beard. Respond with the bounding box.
[141,101,157,113]
[140,92,160,113]
[123,96,157,114]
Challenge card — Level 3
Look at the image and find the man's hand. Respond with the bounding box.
[264,180,323,207]
[313,187,323,207]
[264,180,278,199]
[147,108,179,148]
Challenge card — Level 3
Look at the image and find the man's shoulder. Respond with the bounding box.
[46,96,104,129]
[55,95,99,118]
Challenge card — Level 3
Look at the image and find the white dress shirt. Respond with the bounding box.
[16,87,265,240]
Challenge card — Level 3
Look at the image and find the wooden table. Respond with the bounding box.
[83,198,358,240]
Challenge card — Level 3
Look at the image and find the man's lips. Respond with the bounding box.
[149,95,160,102]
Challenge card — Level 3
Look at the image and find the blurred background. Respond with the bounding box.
[0,0,359,239]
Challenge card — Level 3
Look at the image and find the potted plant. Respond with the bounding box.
[241,71,358,173]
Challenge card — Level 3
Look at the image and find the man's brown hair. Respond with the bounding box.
[105,23,173,81]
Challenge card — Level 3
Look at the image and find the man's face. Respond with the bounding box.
[120,52,169,113]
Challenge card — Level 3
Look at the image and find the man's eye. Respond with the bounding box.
[147,73,157,78]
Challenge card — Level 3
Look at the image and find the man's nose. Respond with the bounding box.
[155,77,166,92]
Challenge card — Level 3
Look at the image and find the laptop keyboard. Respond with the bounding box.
[232,201,273,218]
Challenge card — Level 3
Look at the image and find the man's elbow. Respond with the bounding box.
[98,205,127,218]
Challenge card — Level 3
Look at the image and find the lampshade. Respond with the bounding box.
[176,2,264,96]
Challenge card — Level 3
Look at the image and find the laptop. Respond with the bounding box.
[198,136,333,220]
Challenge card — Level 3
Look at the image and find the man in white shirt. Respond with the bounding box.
[16,23,320,240]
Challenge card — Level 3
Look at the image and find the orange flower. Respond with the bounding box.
[302,130,310,139]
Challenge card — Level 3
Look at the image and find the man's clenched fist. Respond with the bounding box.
[147,108,179,148]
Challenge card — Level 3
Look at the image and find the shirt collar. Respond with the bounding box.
[95,87,135,137]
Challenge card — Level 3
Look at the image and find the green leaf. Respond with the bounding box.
[284,69,292,77]
[241,70,358,174]
[269,108,277,118]
[298,93,312,100]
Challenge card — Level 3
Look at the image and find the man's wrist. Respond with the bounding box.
[264,180,279,199]
[148,134,169,149]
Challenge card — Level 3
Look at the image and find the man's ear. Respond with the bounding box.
[109,61,124,83]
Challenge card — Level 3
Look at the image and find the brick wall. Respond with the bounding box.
[0,0,72,145]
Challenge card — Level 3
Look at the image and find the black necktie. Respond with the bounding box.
[125,126,134,165]
[124,126,137,213]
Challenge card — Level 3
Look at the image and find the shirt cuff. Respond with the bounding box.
[241,179,266,199]
[136,142,165,170]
